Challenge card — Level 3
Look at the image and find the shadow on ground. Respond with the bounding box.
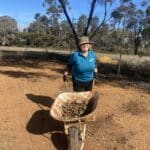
[0,70,59,80]
[0,57,42,69]
[0,70,47,78]
[26,94,68,150]
[96,73,150,94]
[51,132,68,150]
[50,68,64,74]
[26,109,64,134]
[0,50,67,69]
[26,94,54,107]
[98,61,150,82]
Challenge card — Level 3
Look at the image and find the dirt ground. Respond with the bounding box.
[0,59,150,150]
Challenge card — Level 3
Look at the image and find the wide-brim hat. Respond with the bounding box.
[79,36,92,46]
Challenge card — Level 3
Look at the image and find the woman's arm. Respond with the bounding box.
[63,53,75,81]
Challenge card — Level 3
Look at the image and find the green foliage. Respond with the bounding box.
[0,16,18,46]
[77,15,88,36]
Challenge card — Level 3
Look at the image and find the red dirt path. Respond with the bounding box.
[0,59,149,150]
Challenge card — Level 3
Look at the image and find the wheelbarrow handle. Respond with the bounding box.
[92,79,95,91]
[65,81,68,91]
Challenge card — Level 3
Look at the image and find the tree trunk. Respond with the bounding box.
[134,36,141,55]
[84,0,97,36]
[58,0,79,49]
[134,44,138,55]
[117,50,122,75]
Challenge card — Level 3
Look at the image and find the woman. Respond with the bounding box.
[63,36,97,91]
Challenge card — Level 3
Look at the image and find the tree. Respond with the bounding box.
[84,0,97,35]
[89,0,111,40]
[58,0,113,48]
[57,0,79,47]
[111,0,132,74]
[77,15,88,36]
[43,0,76,46]
[111,0,147,54]
[142,5,150,49]
[111,9,123,29]
[28,22,47,34]
[126,4,144,54]
[0,16,18,45]
[27,14,49,34]
[90,16,99,33]
[24,14,50,48]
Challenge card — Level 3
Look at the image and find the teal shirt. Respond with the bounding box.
[68,50,96,82]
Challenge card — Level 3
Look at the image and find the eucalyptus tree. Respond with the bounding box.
[142,4,150,49]
[111,0,132,74]
[125,3,144,54]
[77,15,88,36]
[59,20,70,48]
[27,14,49,34]
[111,0,147,54]
[0,16,18,45]
[89,0,112,40]
[90,16,99,33]
[59,0,112,47]
[22,14,50,47]
[43,0,77,46]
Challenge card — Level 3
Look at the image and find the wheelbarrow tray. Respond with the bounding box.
[50,91,99,123]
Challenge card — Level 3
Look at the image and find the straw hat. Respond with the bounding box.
[79,36,92,46]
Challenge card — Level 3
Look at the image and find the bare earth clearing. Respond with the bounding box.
[0,59,150,150]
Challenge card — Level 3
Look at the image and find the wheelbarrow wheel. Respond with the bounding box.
[68,127,82,150]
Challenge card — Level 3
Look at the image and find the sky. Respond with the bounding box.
[0,0,147,30]
[0,0,45,30]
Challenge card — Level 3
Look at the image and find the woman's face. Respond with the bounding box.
[80,43,90,52]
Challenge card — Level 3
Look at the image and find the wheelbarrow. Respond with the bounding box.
[50,91,99,150]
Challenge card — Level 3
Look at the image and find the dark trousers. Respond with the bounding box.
[72,78,93,92]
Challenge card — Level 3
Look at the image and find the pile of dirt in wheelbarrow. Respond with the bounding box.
[62,101,87,119]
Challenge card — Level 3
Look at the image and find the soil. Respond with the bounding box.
[62,101,87,119]
[0,58,150,150]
